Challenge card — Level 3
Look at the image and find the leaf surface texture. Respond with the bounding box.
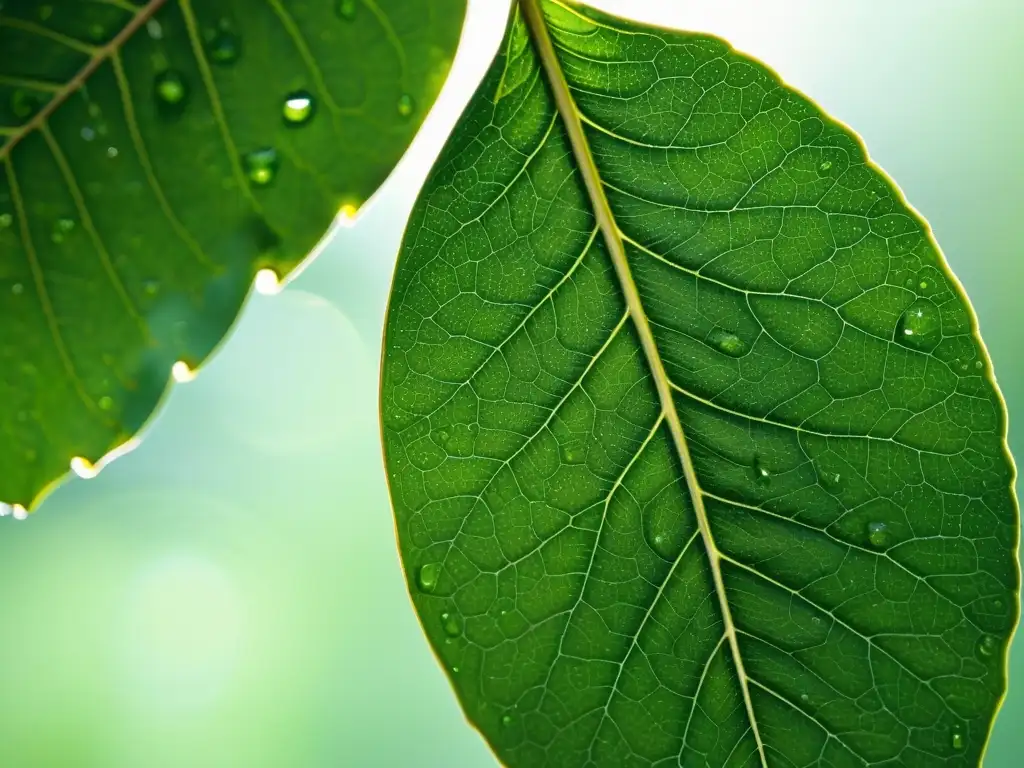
[380,2,1019,765]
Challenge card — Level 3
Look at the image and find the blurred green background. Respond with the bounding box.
[1,1,1020,765]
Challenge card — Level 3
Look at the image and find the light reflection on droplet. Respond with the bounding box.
[172,361,196,383]
[254,268,282,296]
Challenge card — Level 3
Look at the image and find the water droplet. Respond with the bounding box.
[819,160,832,172]
[81,126,96,141]
[51,218,75,243]
[208,28,241,65]
[11,283,23,295]
[560,443,584,465]
[417,562,441,593]
[154,70,188,107]
[243,147,279,186]
[895,298,941,352]
[501,713,514,726]
[98,396,113,411]
[106,146,118,158]
[0,213,12,229]
[904,277,915,288]
[752,456,770,486]
[918,280,929,291]
[974,360,983,370]
[800,693,809,703]
[337,0,357,20]
[146,19,163,39]
[397,93,415,118]
[441,609,463,637]
[951,728,965,751]
[143,279,160,296]
[977,635,999,659]
[451,665,459,673]
[709,328,747,357]
[867,521,890,549]
[282,90,315,126]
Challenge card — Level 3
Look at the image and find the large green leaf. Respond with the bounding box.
[0,0,464,509]
[380,1,1020,765]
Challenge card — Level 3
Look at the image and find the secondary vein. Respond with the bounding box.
[518,1,768,763]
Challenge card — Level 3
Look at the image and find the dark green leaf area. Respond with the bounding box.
[0,0,464,506]
[381,2,1018,767]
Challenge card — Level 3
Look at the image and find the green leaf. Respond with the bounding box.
[0,0,465,508]
[380,1,1020,765]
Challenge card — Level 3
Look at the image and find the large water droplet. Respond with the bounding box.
[866,521,890,549]
[709,328,747,357]
[752,456,770,486]
[976,635,999,659]
[951,728,965,751]
[397,93,415,118]
[895,298,941,352]
[337,0,357,20]
[417,562,441,593]
[441,609,463,637]
[154,70,188,108]
[243,147,279,186]
[208,27,241,65]
[282,90,315,126]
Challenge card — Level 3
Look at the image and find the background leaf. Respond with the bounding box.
[0,0,465,508]
[381,1,1020,766]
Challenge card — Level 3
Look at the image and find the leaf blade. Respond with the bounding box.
[0,0,466,508]
[381,2,1019,766]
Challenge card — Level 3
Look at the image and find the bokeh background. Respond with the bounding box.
[1,1,1020,765]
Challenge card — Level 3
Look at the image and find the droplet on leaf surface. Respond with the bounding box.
[337,0,357,20]
[397,93,415,118]
[976,635,998,659]
[441,610,463,637]
[709,328,747,357]
[867,521,890,548]
[154,70,188,106]
[895,298,941,351]
[282,90,315,126]
[417,562,441,593]
[243,147,279,186]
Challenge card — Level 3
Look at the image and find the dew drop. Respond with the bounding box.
[866,521,890,549]
[951,728,965,751]
[337,0,357,20]
[709,328,747,357]
[800,693,809,703]
[0,212,12,229]
[243,147,279,186]
[417,562,441,593]
[451,666,459,674]
[819,160,832,172]
[501,713,514,727]
[154,70,188,107]
[146,19,163,40]
[143,279,160,296]
[974,360,983,370]
[918,280,929,291]
[106,146,118,158]
[81,126,96,141]
[895,298,941,352]
[976,635,999,659]
[752,456,770,486]
[282,90,315,126]
[98,396,113,411]
[208,28,241,65]
[11,283,23,295]
[441,609,463,637]
[51,217,75,243]
[397,93,415,118]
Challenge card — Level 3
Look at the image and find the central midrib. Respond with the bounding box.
[518,0,768,763]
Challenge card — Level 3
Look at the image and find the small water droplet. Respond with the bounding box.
[51,218,75,243]
[11,282,23,295]
[207,27,241,65]
[811,616,822,626]
[243,147,279,186]
[417,562,441,593]
[904,277,915,288]
[143,279,160,296]
[819,160,832,172]
[918,280,929,291]
[282,90,315,126]
[800,693,809,703]
[154,70,188,107]
[709,328,747,357]
[977,635,999,659]
[397,93,415,118]
[81,126,96,141]
[451,665,459,673]
[0,213,12,229]
[501,713,514,726]
[895,298,941,352]
[867,521,890,549]
[951,728,965,751]
[337,0,357,20]
[974,360,983,370]
[98,396,113,411]
[146,18,163,39]
[106,146,118,158]
[752,456,770,486]
[441,609,463,637]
